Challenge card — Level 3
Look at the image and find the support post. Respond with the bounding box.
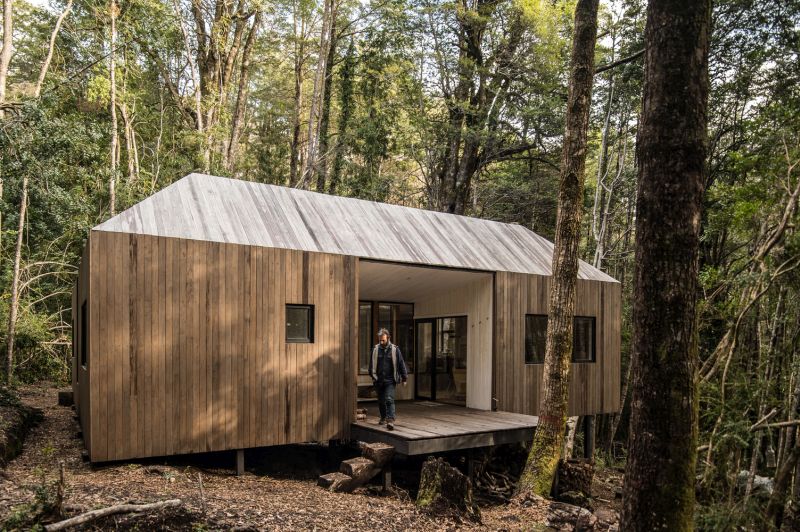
[583,415,595,460]
[381,463,392,491]
[236,449,245,476]
[467,448,477,480]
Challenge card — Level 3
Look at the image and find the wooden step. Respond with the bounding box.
[361,442,394,467]
[340,457,376,478]
[317,472,352,492]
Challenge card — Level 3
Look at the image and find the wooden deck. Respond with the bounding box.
[350,401,538,455]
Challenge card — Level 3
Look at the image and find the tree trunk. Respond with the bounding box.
[303,0,336,187]
[315,19,337,193]
[172,0,205,169]
[0,0,11,104]
[328,38,355,195]
[109,0,118,216]
[34,0,73,98]
[620,1,710,530]
[225,11,261,173]
[5,176,28,383]
[515,0,599,499]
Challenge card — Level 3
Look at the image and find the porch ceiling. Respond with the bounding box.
[358,260,492,302]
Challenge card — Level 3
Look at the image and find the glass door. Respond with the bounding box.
[414,317,467,404]
[435,316,468,405]
[415,320,434,400]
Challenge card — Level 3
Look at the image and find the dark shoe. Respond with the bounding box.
[386,420,395,431]
[378,418,386,425]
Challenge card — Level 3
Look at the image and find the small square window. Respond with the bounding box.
[525,314,547,364]
[286,304,314,343]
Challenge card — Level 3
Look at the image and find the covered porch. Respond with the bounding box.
[357,259,494,409]
[351,401,538,456]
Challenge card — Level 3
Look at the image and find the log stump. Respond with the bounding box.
[416,457,480,522]
[555,459,594,497]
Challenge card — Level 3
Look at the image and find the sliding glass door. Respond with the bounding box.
[415,320,434,400]
[414,316,467,405]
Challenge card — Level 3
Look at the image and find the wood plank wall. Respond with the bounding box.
[415,276,493,410]
[73,242,91,455]
[493,273,621,416]
[83,230,357,462]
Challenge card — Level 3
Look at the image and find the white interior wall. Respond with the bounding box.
[414,276,493,410]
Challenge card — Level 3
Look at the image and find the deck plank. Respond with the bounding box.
[352,401,537,455]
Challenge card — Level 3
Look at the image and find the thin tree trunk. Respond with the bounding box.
[34,0,73,98]
[328,38,354,195]
[302,0,336,187]
[0,0,11,104]
[225,11,261,172]
[172,0,206,171]
[289,4,306,187]
[515,0,599,499]
[119,103,140,182]
[315,18,337,193]
[4,176,28,383]
[109,0,118,216]
[621,1,710,530]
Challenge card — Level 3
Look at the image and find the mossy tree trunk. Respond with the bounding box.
[515,0,599,499]
[620,1,710,530]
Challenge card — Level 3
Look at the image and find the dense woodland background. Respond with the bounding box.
[0,0,799,527]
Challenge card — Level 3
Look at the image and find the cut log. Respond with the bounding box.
[416,457,481,522]
[44,499,182,531]
[361,442,394,467]
[341,457,376,478]
[317,472,352,492]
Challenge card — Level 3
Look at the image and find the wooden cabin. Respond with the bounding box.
[72,173,620,462]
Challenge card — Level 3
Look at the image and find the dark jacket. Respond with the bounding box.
[368,342,408,385]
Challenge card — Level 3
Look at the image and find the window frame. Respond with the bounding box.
[524,314,597,364]
[358,300,415,375]
[286,304,315,343]
[571,316,597,363]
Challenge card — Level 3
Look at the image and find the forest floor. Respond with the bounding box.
[0,385,622,530]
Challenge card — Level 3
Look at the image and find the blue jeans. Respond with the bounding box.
[376,382,396,421]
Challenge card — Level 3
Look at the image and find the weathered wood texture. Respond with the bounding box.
[351,401,537,455]
[81,229,357,462]
[95,173,614,281]
[73,242,91,455]
[493,273,620,416]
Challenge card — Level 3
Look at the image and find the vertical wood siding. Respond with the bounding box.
[493,272,621,416]
[85,230,357,462]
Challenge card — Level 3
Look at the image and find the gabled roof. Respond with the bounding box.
[94,173,617,281]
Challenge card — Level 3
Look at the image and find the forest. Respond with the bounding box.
[1,0,799,529]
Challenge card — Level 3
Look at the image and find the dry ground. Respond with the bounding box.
[0,385,620,530]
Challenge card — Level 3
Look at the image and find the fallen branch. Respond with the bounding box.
[748,408,778,431]
[44,499,182,531]
[750,419,800,432]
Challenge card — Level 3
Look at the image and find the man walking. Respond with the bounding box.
[369,328,408,430]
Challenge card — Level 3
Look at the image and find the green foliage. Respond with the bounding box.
[1,473,62,531]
